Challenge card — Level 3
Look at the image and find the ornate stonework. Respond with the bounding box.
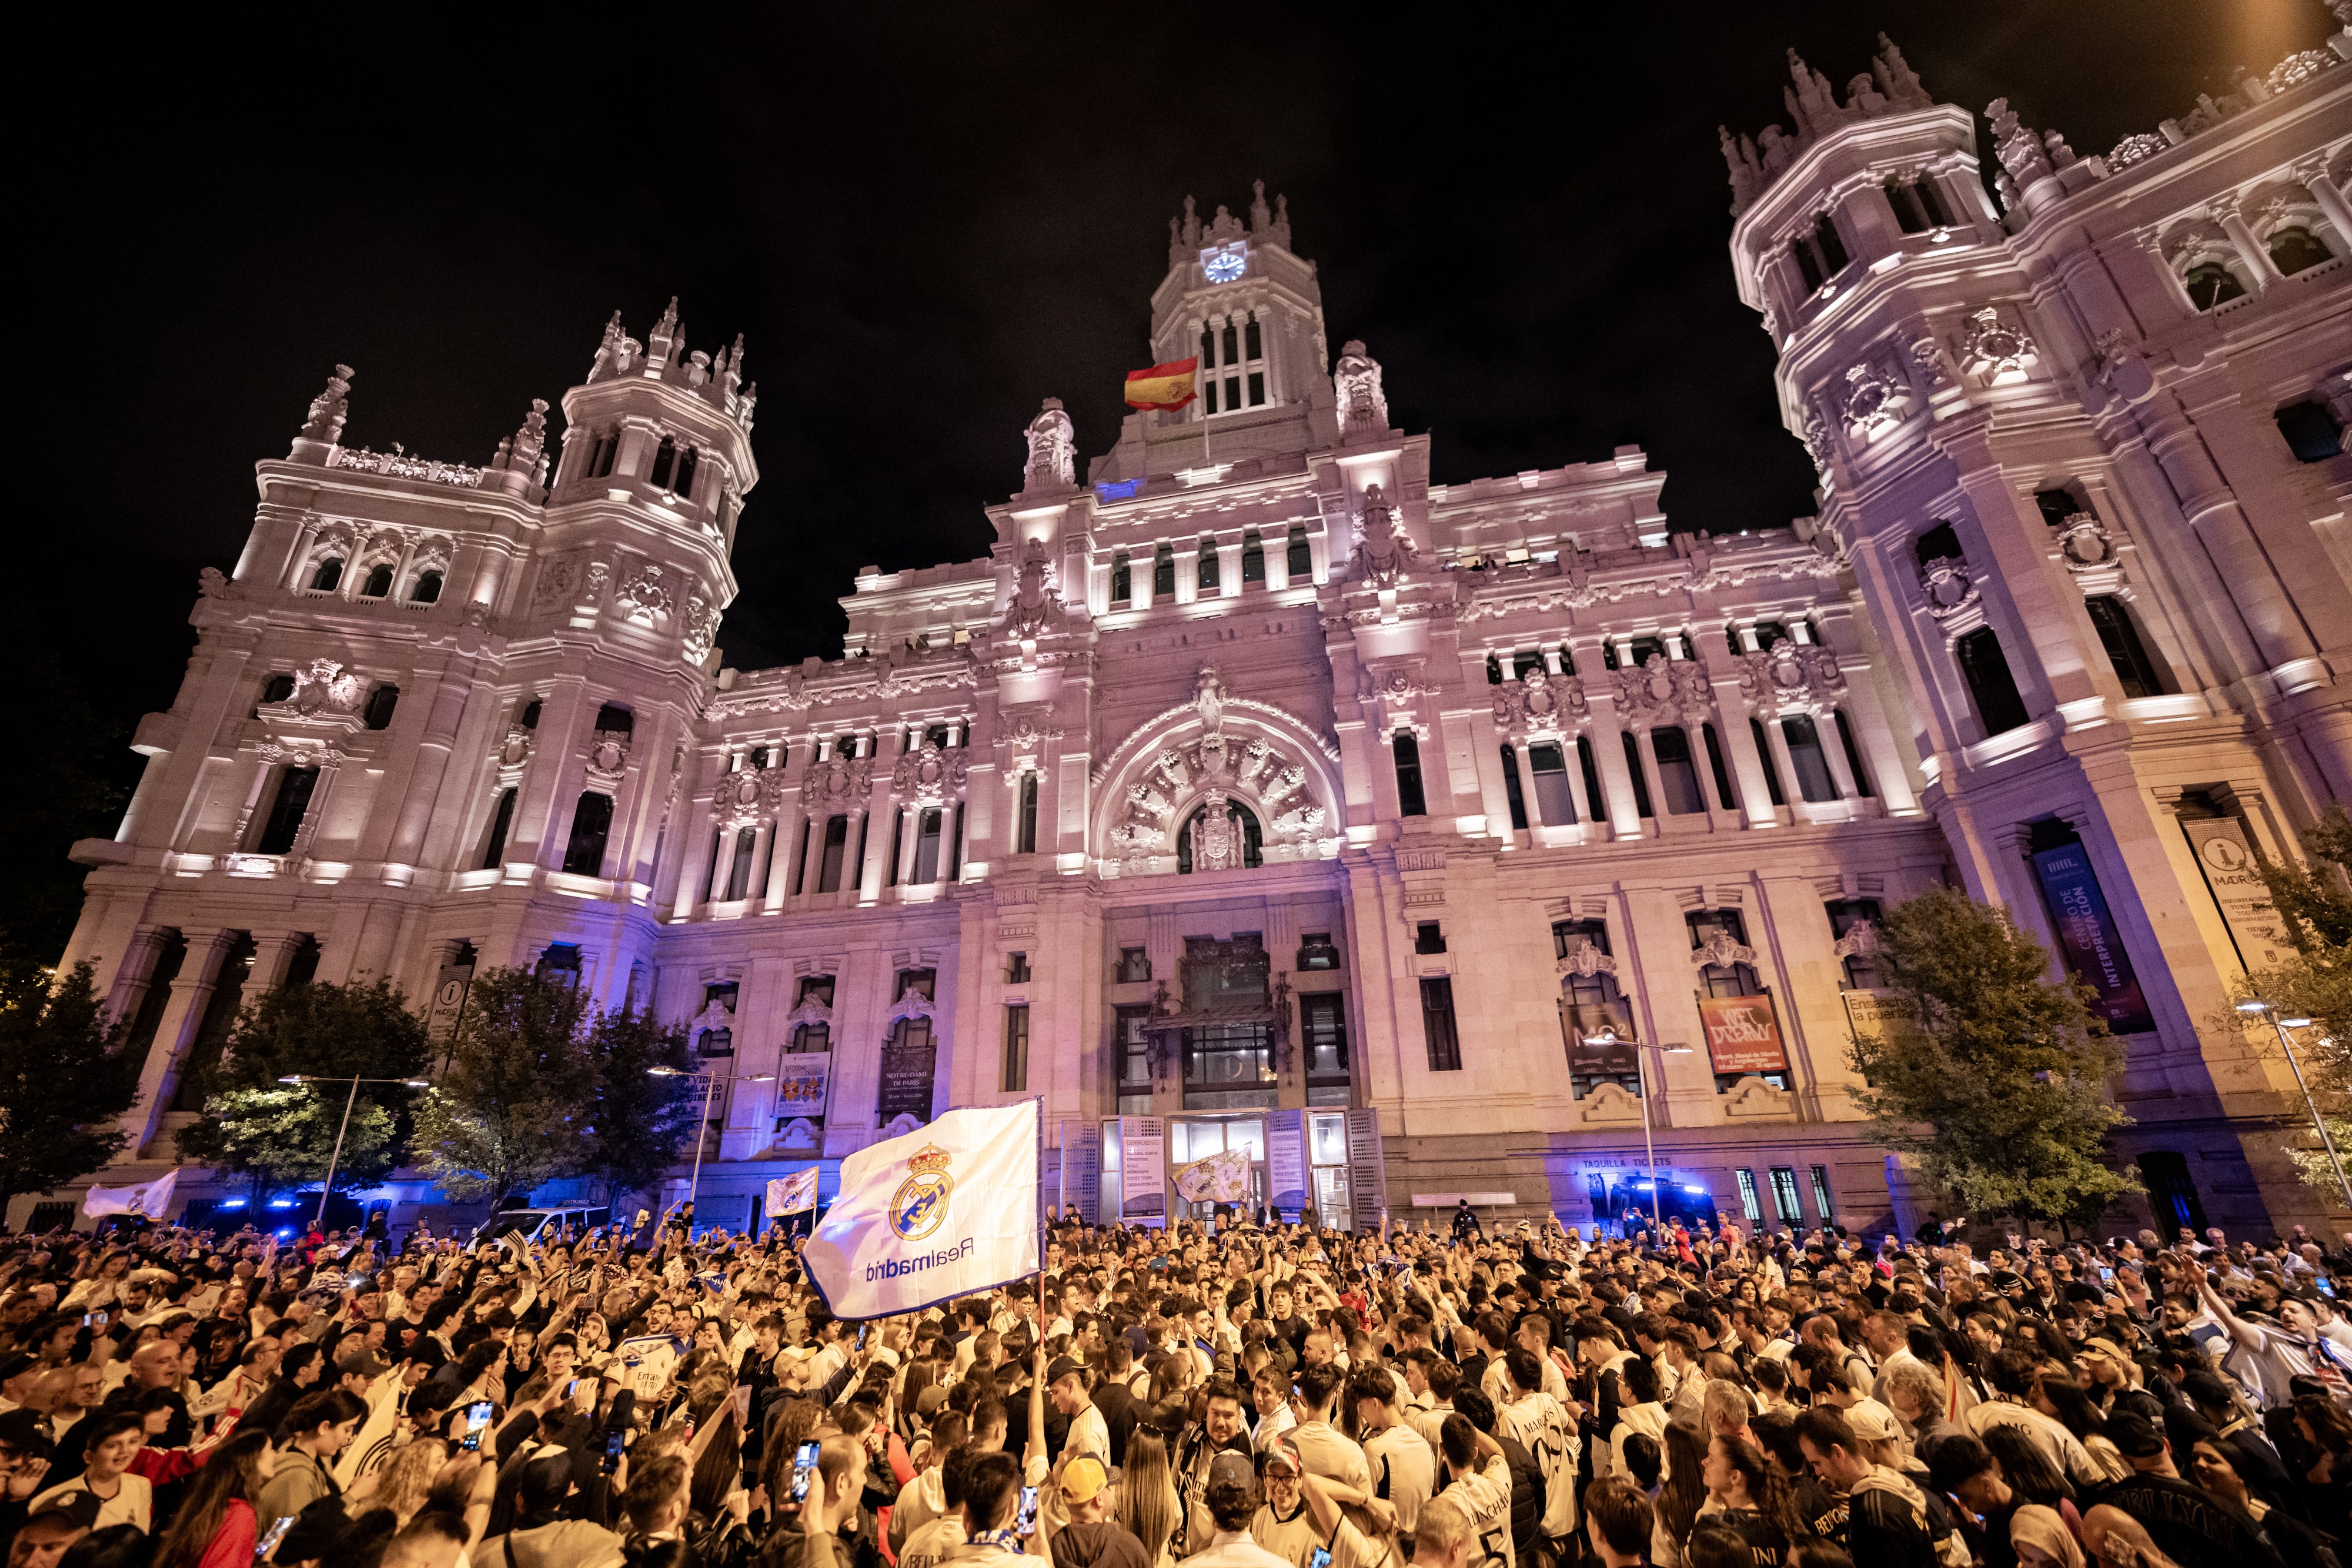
[1613,655,1713,727]
[890,738,970,804]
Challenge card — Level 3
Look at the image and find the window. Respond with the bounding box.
[1555,920,1637,1099]
[1007,951,1031,983]
[1301,993,1350,1104]
[2183,261,2245,310]
[1527,743,1576,825]
[724,826,757,900]
[791,975,834,1053]
[1702,724,1739,811]
[1197,537,1220,592]
[1830,712,1874,798]
[1513,650,1545,681]
[1420,978,1462,1072]
[1749,717,1788,805]
[674,446,699,496]
[520,698,542,730]
[1286,524,1311,579]
[1111,551,1131,604]
[1886,176,1948,233]
[2084,596,2167,698]
[1393,731,1427,817]
[1621,733,1655,818]
[310,557,345,592]
[1001,1006,1030,1092]
[1689,910,1761,994]
[362,564,395,598]
[562,791,613,876]
[1809,1166,1835,1223]
[538,942,582,982]
[1117,946,1151,984]
[1175,798,1262,873]
[950,803,964,880]
[410,571,443,604]
[1016,774,1040,854]
[587,433,617,479]
[1827,898,1885,989]
[1915,524,1964,570]
[884,808,904,888]
[1415,921,1446,955]
[2033,488,2080,529]
[816,814,850,892]
[260,673,296,707]
[1241,530,1264,583]
[650,436,677,489]
[1486,653,1506,686]
[594,703,634,736]
[1769,1167,1802,1223]
[699,982,738,1057]
[1115,1004,1153,1112]
[1651,727,1706,815]
[1183,1021,1275,1108]
[1297,932,1339,971]
[1499,745,1529,830]
[1813,212,1849,273]
[1735,1169,1763,1222]
[2276,400,2344,462]
[1152,542,1175,597]
[254,766,319,855]
[1780,716,1840,803]
[2137,1150,2210,1235]
[362,684,399,731]
[913,807,944,883]
[2268,225,2330,276]
[1578,738,1606,823]
[480,788,516,869]
[1956,627,2031,735]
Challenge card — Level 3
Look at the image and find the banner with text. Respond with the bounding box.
[1698,995,1789,1076]
[426,964,475,1043]
[1267,1109,1308,1218]
[1174,1146,1252,1205]
[773,1056,830,1121]
[1564,1001,1639,1075]
[1118,1115,1166,1220]
[2031,842,2156,1034]
[2181,817,2286,972]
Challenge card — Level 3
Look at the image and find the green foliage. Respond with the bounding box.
[412,968,596,1204]
[2224,806,2352,1193]
[175,978,429,1198]
[583,1007,700,1206]
[1846,885,2139,1231]
[0,962,146,1210]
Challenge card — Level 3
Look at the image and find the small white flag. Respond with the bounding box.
[804,1101,1038,1320]
[767,1168,820,1218]
[82,1169,178,1219]
[1173,1147,1251,1205]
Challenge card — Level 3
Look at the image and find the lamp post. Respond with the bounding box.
[279,1074,431,1229]
[2237,1001,2352,1211]
[649,1064,776,1218]
[1589,1029,1695,1232]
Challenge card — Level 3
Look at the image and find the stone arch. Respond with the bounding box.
[1090,694,1343,876]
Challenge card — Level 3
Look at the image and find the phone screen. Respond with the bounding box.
[256,1514,297,1559]
[461,1400,494,1451]
[1309,1550,1332,1568]
[2098,1266,2114,1284]
[855,1323,870,1350]
[1017,1486,1039,1536]
[792,1439,821,1500]
[603,1430,626,1473]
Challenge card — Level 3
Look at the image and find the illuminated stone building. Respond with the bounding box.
[32,12,2352,1236]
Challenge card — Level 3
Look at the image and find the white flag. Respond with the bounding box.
[767,1168,819,1217]
[1174,1147,1251,1205]
[82,1169,178,1219]
[804,1101,1038,1320]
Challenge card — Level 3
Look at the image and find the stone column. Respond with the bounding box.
[125,930,230,1156]
[1512,738,1544,833]
[2300,165,2352,249]
[2214,200,2283,288]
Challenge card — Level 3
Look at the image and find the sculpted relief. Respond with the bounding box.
[1105,664,1329,871]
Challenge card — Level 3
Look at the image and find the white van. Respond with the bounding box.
[470,1205,612,1245]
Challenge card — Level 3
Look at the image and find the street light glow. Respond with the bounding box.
[2236,1000,2270,1014]
[2281,1017,2313,1029]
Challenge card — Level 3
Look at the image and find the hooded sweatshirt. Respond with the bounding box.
[478,1519,627,1568]
[1841,1465,1939,1568]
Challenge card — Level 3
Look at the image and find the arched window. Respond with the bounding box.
[561,791,614,877]
[2183,261,2246,310]
[410,570,443,604]
[650,436,678,490]
[361,564,394,598]
[310,557,345,592]
[1956,626,2031,735]
[480,787,517,870]
[1175,798,1262,874]
[2268,225,2331,276]
[362,684,399,730]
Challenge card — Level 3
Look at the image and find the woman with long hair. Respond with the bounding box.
[1699,1431,1809,1563]
[1652,1419,1711,1567]
[1980,1424,2076,1510]
[2034,1377,2128,1482]
[151,1430,271,1568]
[1119,1429,1182,1568]
[373,1436,451,1527]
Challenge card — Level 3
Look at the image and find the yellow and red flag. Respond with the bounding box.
[1124,356,1199,411]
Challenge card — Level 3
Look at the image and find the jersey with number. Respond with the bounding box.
[1439,1453,1515,1568]
[1504,1392,1578,1540]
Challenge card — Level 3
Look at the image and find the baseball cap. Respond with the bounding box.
[1845,1402,1899,1442]
[1046,1356,1087,1387]
[0,1409,52,1458]
[1262,1437,1302,1475]
[1061,1456,1109,1503]
[917,1384,951,1416]
[340,1348,392,1378]
[1206,1450,1256,1496]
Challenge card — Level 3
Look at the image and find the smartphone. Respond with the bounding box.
[256,1514,297,1559]
[602,1429,626,1473]
[855,1323,870,1350]
[2097,1266,2115,1285]
[460,1400,495,1452]
[82,1312,105,1328]
[791,1439,821,1501]
[1017,1485,1039,1536]
[1309,1550,1332,1568]
[566,1379,580,1399]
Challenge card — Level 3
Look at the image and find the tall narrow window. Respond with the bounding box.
[1241,530,1264,583]
[1152,543,1175,597]
[410,571,443,604]
[949,803,965,880]
[1956,627,2031,735]
[1735,1169,1763,1222]
[562,792,614,876]
[1833,711,1875,797]
[1578,737,1606,823]
[1621,734,1654,818]
[310,557,345,593]
[1499,745,1529,830]
[1111,551,1131,604]
[791,818,813,895]
[362,564,394,598]
[2084,596,2167,698]
[791,975,835,1053]
[816,814,850,892]
[1651,727,1706,815]
[1393,732,1428,817]
[1001,1005,1030,1092]
[1115,1004,1152,1113]
[1017,774,1040,854]
[1197,536,1220,591]
[1420,978,1462,1072]
[1826,898,1886,989]
[650,437,677,489]
[1702,723,1738,811]
[587,433,617,479]
[1769,1167,1802,1223]
[1527,743,1575,825]
[1790,236,1824,293]
[1781,716,1840,803]
[1809,1166,1835,1223]
[362,684,399,730]
[884,808,904,888]
[1750,717,1788,805]
[914,808,943,883]
[479,788,516,870]
[1286,524,1311,579]
[674,446,699,496]
[724,827,757,901]
[254,767,319,855]
[1813,211,1848,273]
[1302,993,1350,1105]
[1244,314,1262,360]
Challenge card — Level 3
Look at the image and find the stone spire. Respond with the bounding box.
[298,364,354,447]
[1725,35,1942,216]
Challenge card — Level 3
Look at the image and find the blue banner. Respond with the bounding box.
[2031,842,2155,1034]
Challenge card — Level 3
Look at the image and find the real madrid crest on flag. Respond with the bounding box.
[891,1144,954,1241]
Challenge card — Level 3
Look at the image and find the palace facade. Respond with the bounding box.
[34,14,2352,1238]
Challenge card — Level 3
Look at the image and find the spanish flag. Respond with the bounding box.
[1124,357,1200,411]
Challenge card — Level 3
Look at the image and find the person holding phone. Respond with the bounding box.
[146,1428,270,1568]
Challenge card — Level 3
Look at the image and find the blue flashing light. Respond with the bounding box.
[268,1199,293,1209]
[1095,478,1143,502]
[1634,1181,1654,1191]
[221,1199,246,1209]
[1682,1185,1707,1195]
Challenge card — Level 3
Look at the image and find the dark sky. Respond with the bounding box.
[22,2,2333,770]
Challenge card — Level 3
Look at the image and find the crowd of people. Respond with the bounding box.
[0,1196,2345,1568]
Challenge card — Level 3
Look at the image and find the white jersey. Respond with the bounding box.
[1438,1453,1515,1568]
[1504,1391,1578,1539]
[614,1334,688,1402]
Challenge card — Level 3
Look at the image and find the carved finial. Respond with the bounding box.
[1250,178,1271,236]
[1720,125,1761,210]
[1022,397,1076,492]
[298,363,355,446]
[647,296,680,366]
[1181,195,1200,250]
[590,310,624,380]
[1271,192,1290,247]
[507,397,549,470]
[1334,340,1388,436]
[1874,33,1930,109]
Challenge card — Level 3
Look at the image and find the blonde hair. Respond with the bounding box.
[1117,1429,1181,1565]
[375,1439,447,1524]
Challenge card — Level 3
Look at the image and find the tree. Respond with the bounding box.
[412,967,596,1205]
[582,1007,699,1210]
[1846,885,2139,1233]
[0,962,147,1216]
[2224,805,2352,1192]
[175,979,429,1199]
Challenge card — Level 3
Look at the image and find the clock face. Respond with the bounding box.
[1202,246,1245,283]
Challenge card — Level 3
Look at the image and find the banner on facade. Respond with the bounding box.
[1266,1109,1308,1218]
[1345,1108,1387,1233]
[1117,1115,1165,1220]
[767,1168,820,1217]
[876,1039,938,1124]
[774,1057,830,1120]
[426,964,475,1043]
[1840,989,1902,1049]
[1698,995,1789,1075]
[1059,1120,1101,1225]
[2181,817,2287,972]
[1173,1146,1252,1205]
[82,1169,178,1219]
[2030,842,2156,1034]
[1563,1002,1639,1074]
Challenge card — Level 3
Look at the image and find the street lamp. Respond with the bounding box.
[2237,1001,2352,1211]
[278,1074,430,1228]
[1588,1029,1695,1233]
[649,1064,775,1216]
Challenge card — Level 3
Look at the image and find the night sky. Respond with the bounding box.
[22,2,2333,793]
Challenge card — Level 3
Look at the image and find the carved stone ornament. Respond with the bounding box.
[890,738,970,804]
[1022,397,1076,490]
[197,566,242,600]
[583,561,612,606]
[1357,662,1434,723]
[299,364,355,444]
[995,704,1064,762]
[1693,927,1759,970]
[284,659,366,717]
[1800,409,1835,472]
[1192,664,1228,738]
[1736,643,1845,717]
[1108,713,1325,871]
[1002,537,1062,639]
[1831,918,1880,963]
[2056,513,2117,571]
[802,750,874,804]
[887,982,935,1027]
[1332,340,1389,436]
[1919,555,1979,620]
[1906,329,1950,388]
[1557,937,1618,981]
[497,724,533,768]
[1839,361,1902,436]
[1957,306,2036,380]
[1492,667,1588,734]
[586,731,632,784]
[786,989,834,1030]
[1188,791,1244,871]
[1348,483,1417,589]
[711,768,770,830]
[614,562,673,624]
[1613,654,1713,726]
[689,995,735,1038]
[682,594,723,665]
